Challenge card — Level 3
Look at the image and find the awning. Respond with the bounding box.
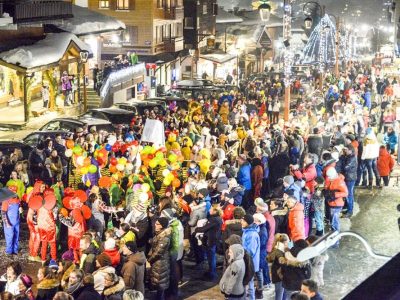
[0,32,92,72]
[199,53,237,64]
[45,4,125,37]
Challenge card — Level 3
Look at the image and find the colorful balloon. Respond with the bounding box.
[162,169,170,177]
[139,192,149,202]
[116,164,125,171]
[172,178,181,188]
[88,165,97,174]
[65,149,73,158]
[142,183,150,192]
[80,167,89,174]
[66,140,74,149]
[105,144,112,151]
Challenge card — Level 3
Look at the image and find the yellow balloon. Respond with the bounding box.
[166,173,175,181]
[80,167,89,174]
[163,178,172,186]
[159,159,167,167]
[142,183,150,192]
[149,159,158,169]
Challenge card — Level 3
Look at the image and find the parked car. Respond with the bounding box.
[40,117,114,133]
[112,100,166,115]
[80,108,134,126]
[0,130,69,159]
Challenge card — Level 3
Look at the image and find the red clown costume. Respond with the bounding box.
[28,181,57,262]
[61,188,91,262]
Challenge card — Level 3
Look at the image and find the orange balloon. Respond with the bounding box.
[109,165,117,173]
[59,208,69,217]
[66,140,74,149]
[83,157,91,167]
[172,178,181,188]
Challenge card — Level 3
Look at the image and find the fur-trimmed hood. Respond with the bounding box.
[61,264,76,288]
[37,278,60,290]
[103,277,125,296]
[271,207,288,216]
[284,251,309,267]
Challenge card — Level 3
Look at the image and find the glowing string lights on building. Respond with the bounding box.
[283,0,294,87]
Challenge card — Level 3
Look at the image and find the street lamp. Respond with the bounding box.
[304,16,313,29]
[79,50,89,111]
[302,1,324,29]
[258,1,271,22]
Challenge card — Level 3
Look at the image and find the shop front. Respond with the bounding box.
[197,53,237,83]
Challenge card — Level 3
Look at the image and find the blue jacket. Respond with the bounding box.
[258,223,268,269]
[342,154,358,181]
[242,223,260,272]
[362,91,372,110]
[237,162,252,190]
[384,132,398,151]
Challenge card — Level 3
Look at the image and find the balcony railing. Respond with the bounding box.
[164,6,184,20]
[6,0,73,24]
[163,36,184,53]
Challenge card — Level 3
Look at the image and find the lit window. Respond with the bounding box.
[203,4,207,14]
[117,0,130,10]
[99,0,109,9]
[184,17,193,29]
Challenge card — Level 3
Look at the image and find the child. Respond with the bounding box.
[306,235,328,287]
[311,177,325,236]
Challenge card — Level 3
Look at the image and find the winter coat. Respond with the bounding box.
[188,202,207,233]
[226,186,244,206]
[281,252,311,291]
[258,223,268,270]
[324,174,348,208]
[80,243,100,274]
[28,149,45,179]
[242,223,260,272]
[384,131,398,151]
[307,134,323,158]
[288,202,305,242]
[285,183,301,202]
[293,164,317,193]
[219,244,246,297]
[195,214,223,248]
[262,211,276,252]
[75,284,102,300]
[121,251,146,295]
[221,203,235,230]
[268,246,285,283]
[342,154,358,182]
[377,147,395,177]
[361,137,379,160]
[148,227,172,290]
[269,151,290,187]
[223,219,243,243]
[237,162,252,190]
[251,162,263,198]
[271,208,288,234]
[93,266,115,294]
[103,248,121,268]
[102,277,125,300]
[36,278,60,300]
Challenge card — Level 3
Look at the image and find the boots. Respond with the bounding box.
[255,289,263,299]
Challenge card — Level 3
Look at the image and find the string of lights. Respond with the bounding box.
[283,0,294,87]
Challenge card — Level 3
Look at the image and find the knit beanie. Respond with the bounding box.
[242,214,254,226]
[20,274,33,289]
[157,217,169,229]
[96,253,112,267]
[124,241,138,254]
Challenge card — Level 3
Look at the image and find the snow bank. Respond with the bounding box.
[0,32,91,69]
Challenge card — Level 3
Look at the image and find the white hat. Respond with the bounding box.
[326,167,338,180]
[253,213,266,225]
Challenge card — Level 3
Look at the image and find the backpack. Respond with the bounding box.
[242,249,255,286]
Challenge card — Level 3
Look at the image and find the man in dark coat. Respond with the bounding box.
[307,128,323,159]
[120,241,146,296]
[75,274,102,300]
[28,143,46,182]
[339,145,358,218]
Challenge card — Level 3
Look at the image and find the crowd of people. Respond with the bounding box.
[0,61,397,300]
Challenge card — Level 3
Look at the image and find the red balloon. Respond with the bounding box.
[110,157,118,166]
[132,140,139,146]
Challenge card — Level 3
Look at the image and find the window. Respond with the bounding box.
[117,0,130,10]
[99,0,109,9]
[122,26,138,45]
[203,4,207,14]
[156,26,163,43]
[184,17,194,29]
[212,3,218,16]
[157,0,163,8]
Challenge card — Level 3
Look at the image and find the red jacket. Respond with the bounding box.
[293,164,317,193]
[288,202,305,242]
[262,211,276,252]
[221,203,235,231]
[103,248,121,267]
[325,174,348,208]
[377,148,394,176]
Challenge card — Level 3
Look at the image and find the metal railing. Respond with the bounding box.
[12,0,72,23]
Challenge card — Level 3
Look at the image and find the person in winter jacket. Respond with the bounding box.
[74,274,102,300]
[226,178,245,206]
[270,199,288,234]
[102,272,125,300]
[194,206,223,281]
[283,175,301,201]
[291,154,317,194]
[148,217,171,300]
[281,240,311,299]
[188,196,207,264]
[361,128,380,188]
[251,157,264,199]
[285,195,305,242]
[340,145,358,217]
[383,126,397,154]
[64,269,84,297]
[377,145,395,186]
[241,214,260,300]
[219,244,246,299]
[93,253,115,294]
[301,279,324,300]
[102,238,121,268]
[268,233,290,300]
[0,262,22,295]
[120,241,146,296]
[237,154,252,208]
[253,213,268,298]
[36,267,60,300]
[311,178,325,236]
[1,185,20,255]
[324,167,348,234]
[307,128,323,159]
[223,206,245,252]
[79,235,100,274]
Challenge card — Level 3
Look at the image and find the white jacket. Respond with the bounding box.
[361,139,380,160]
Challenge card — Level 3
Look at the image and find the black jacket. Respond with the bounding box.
[342,154,358,182]
[195,214,223,248]
[75,284,102,300]
[282,254,311,291]
[28,149,45,179]
[307,134,323,158]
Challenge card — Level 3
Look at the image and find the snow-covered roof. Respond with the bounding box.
[216,7,243,24]
[0,32,91,70]
[50,5,125,36]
